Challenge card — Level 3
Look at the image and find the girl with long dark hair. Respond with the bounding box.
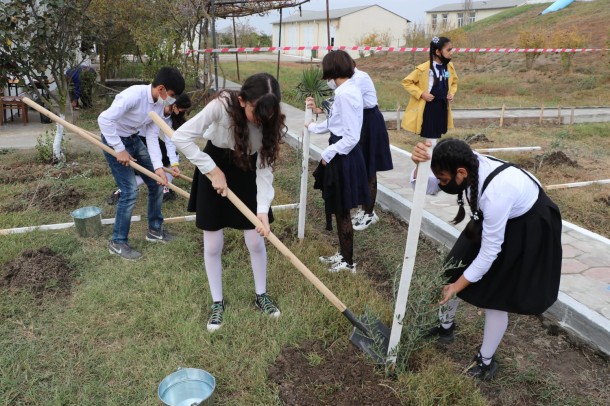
[172,73,286,332]
[411,138,562,380]
[401,36,458,139]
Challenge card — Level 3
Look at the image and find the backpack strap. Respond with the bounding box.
[483,155,541,191]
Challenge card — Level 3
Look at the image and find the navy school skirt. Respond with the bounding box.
[187,141,274,231]
[360,106,393,178]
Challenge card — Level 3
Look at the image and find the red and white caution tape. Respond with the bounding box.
[186,46,607,55]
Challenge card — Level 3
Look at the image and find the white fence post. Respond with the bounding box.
[297,107,312,239]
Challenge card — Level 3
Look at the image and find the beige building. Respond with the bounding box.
[425,0,525,33]
[271,5,410,59]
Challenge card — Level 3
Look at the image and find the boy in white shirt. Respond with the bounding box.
[98,67,185,260]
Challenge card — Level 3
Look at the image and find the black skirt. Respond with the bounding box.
[187,142,274,231]
[443,189,562,315]
[360,106,393,178]
[420,99,448,139]
[313,134,370,216]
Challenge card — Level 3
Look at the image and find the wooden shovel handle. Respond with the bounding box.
[148,111,348,313]
[21,97,190,200]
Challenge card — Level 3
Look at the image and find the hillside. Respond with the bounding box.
[356,0,610,109]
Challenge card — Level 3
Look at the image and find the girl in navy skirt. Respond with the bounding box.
[411,139,562,380]
[307,50,370,273]
[308,57,393,231]
[401,36,458,139]
[172,73,285,332]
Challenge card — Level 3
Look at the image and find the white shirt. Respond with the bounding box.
[98,84,166,169]
[307,79,363,163]
[428,62,446,92]
[171,95,275,213]
[352,68,378,109]
[411,153,540,283]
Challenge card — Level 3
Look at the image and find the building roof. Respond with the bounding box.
[426,0,524,13]
[272,5,409,24]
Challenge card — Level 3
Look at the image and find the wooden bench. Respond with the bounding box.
[0,95,29,125]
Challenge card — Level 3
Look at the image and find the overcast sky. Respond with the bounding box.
[216,0,451,35]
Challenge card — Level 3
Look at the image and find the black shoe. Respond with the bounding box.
[255,293,281,318]
[207,300,225,332]
[466,353,499,381]
[107,190,120,205]
[146,228,176,243]
[426,322,455,344]
[162,189,176,202]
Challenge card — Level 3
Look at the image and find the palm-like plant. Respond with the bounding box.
[295,66,332,108]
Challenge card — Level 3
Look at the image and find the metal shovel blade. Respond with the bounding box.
[348,314,391,364]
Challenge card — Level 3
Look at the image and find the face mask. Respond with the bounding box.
[439,55,452,65]
[438,176,467,195]
[326,79,337,90]
[159,88,176,106]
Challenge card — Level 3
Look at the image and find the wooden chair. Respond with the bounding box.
[0,95,29,126]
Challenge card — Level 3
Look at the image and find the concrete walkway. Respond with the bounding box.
[1,87,608,356]
[281,99,610,357]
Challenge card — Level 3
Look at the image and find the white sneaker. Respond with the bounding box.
[351,209,365,225]
[329,261,356,273]
[353,212,379,231]
[319,252,343,264]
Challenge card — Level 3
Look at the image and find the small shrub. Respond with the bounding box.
[551,28,588,73]
[518,29,547,70]
[295,67,332,108]
[35,130,55,163]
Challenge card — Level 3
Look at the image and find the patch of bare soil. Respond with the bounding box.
[2,183,84,212]
[269,340,401,405]
[2,247,75,298]
[0,160,107,185]
[594,195,610,207]
[438,307,610,405]
[537,151,579,168]
[464,134,492,144]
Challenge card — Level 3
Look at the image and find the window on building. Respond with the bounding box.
[468,11,476,24]
[442,13,448,26]
[431,14,437,31]
[457,12,464,27]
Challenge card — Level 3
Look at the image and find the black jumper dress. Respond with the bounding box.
[187,142,274,231]
[443,161,563,315]
[420,64,449,139]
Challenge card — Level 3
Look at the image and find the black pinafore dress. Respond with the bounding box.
[443,161,563,315]
[420,64,449,139]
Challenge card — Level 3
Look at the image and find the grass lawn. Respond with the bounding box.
[1,140,609,405]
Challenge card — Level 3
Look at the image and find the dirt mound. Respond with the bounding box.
[536,151,579,168]
[269,340,400,405]
[464,134,492,144]
[0,161,107,185]
[2,247,75,297]
[594,195,610,207]
[3,183,84,212]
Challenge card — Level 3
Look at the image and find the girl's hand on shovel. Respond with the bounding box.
[411,141,432,164]
[155,168,168,185]
[170,165,181,177]
[116,150,136,166]
[208,167,228,197]
[256,213,271,237]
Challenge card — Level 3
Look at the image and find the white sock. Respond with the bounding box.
[136,175,144,187]
[439,298,460,329]
[203,230,224,302]
[479,309,508,365]
[244,229,267,295]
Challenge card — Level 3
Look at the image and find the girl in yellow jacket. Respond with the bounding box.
[401,37,458,138]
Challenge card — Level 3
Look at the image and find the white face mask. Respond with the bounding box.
[326,79,337,90]
[164,95,176,106]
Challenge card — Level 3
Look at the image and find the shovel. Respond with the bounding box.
[147,111,391,363]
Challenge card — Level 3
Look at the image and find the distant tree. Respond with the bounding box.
[551,27,587,73]
[357,30,392,57]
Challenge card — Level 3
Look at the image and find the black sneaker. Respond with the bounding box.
[107,190,120,205]
[255,293,281,318]
[207,300,225,332]
[465,353,499,381]
[426,322,456,344]
[145,228,175,243]
[108,240,142,260]
[162,189,176,203]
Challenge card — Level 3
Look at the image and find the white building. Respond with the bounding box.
[425,0,524,33]
[271,5,410,59]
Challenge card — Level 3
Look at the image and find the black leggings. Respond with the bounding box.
[336,210,353,264]
[362,175,377,214]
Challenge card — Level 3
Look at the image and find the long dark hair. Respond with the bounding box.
[431,138,481,239]
[213,73,286,170]
[170,93,192,130]
[429,36,451,84]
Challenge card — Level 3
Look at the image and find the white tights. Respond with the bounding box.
[203,229,267,302]
[439,300,508,365]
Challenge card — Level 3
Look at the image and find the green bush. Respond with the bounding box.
[295,67,332,107]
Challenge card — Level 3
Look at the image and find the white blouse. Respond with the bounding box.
[352,68,378,109]
[171,95,275,213]
[411,153,540,283]
[428,62,446,92]
[307,79,363,163]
